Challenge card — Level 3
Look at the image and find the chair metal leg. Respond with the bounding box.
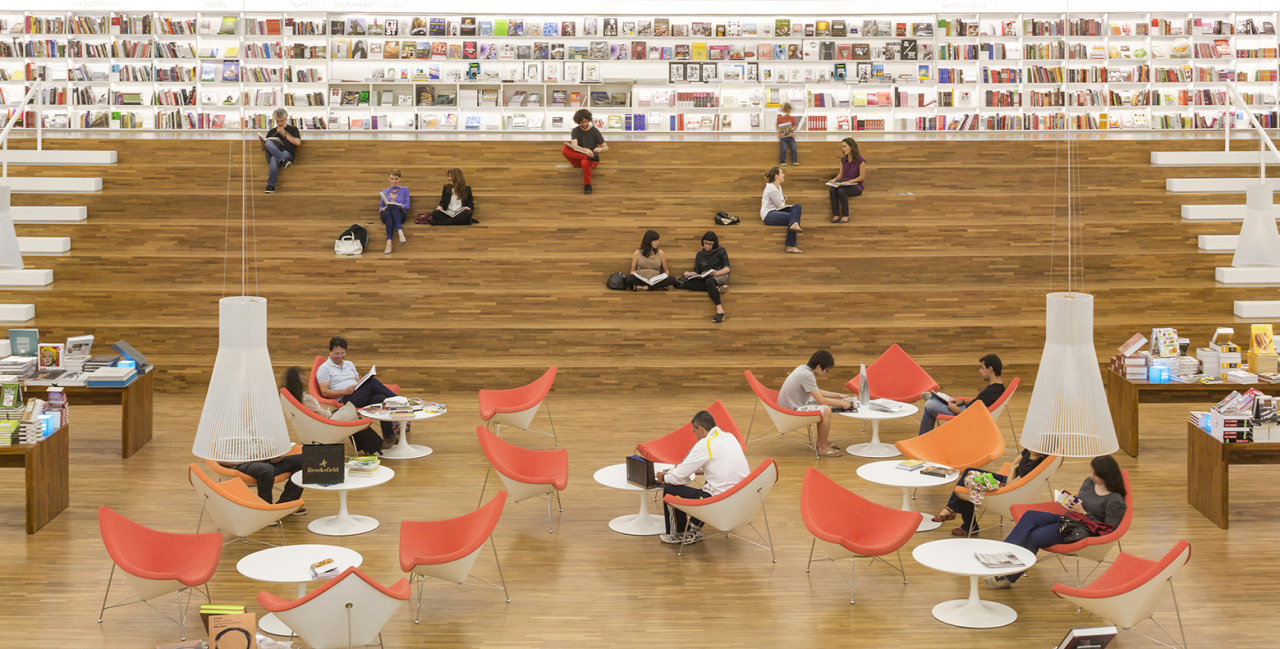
[746,401,759,444]
[759,498,776,564]
[1170,581,1188,649]
[1005,408,1022,452]
[808,425,817,459]
[895,549,908,585]
[805,539,816,573]
[477,466,491,508]
[849,555,857,604]
[98,563,115,623]
[413,573,424,624]
[545,494,554,534]
[490,537,511,603]
[544,400,559,446]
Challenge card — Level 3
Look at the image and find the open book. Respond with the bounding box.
[825,180,843,187]
[930,391,953,404]
[1053,489,1080,509]
[353,365,377,392]
[687,268,718,279]
[256,132,283,145]
[379,189,406,208]
[632,272,668,286]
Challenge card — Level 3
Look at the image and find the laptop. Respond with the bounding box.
[625,454,659,489]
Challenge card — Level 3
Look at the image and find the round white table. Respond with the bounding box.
[856,460,958,532]
[591,462,674,535]
[912,538,1037,628]
[358,404,447,460]
[837,402,919,458]
[236,544,363,636]
[291,466,395,536]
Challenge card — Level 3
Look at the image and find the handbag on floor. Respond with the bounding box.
[335,224,369,256]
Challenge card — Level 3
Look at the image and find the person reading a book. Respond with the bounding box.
[624,230,675,291]
[985,455,1127,589]
[776,102,799,165]
[561,108,608,194]
[259,108,300,194]
[676,231,729,323]
[283,366,382,456]
[827,137,866,223]
[378,169,410,254]
[761,167,804,254]
[316,336,399,449]
[418,168,476,226]
[918,353,1005,436]
[654,409,750,544]
[932,448,1047,536]
[777,349,854,457]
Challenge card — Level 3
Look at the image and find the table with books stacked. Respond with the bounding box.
[856,459,958,532]
[291,459,394,537]
[357,398,447,460]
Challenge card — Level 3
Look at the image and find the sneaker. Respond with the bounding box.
[660,533,683,544]
[264,185,275,194]
[284,160,292,169]
[584,184,593,194]
[793,162,801,166]
[289,507,307,516]
[983,575,1011,590]
[778,162,787,166]
[682,529,704,544]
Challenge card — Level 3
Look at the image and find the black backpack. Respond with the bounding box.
[606,272,628,290]
[339,224,369,249]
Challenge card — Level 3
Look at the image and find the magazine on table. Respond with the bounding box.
[974,551,1024,569]
[869,398,908,412]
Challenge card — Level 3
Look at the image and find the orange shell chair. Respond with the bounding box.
[478,366,559,445]
[205,444,302,487]
[476,425,569,533]
[801,468,921,604]
[309,355,399,409]
[845,343,940,403]
[744,370,823,458]
[636,400,746,464]
[257,566,410,649]
[936,377,1023,451]
[399,490,510,623]
[894,403,1006,471]
[663,458,779,562]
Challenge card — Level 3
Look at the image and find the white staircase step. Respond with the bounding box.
[0,304,34,321]
[0,150,116,165]
[1236,301,1280,318]
[1166,178,1280,194]
[1179,204,1280,221]
[11,206,87,223]
[17,236,70,254]
[0,269,52,286]
[1199,234,1239,252]
[1,177,101,193]
[1152,150,1280,166]
[1215,267,1280,284]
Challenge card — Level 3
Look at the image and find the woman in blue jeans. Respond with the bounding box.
[379,169,410,254]
[984,455,1127,589]
[760,166,804,254]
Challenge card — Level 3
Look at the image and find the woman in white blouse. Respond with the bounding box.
[417,168,476,225]
[760,166,804,254]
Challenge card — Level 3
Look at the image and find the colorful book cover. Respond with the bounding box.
[775,19,791,37]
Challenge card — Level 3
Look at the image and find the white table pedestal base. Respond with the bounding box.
[847,420,902,458]
[380,429,432,460]
[307,491,380,536]
[930,577,1018,628]
[898,487,941,532]
[608,490,666,536]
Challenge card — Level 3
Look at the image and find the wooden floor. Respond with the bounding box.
[1,135,1279,647]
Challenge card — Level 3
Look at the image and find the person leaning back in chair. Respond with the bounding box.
[918,353,1005,436]
[655,409,750,545]
[316,336,400,449]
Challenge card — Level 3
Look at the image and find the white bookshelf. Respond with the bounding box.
[0,10,1275,133]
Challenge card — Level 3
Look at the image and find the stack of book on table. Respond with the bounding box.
[896,459,925,471]
[0,356,37,380]
[86,366,136,387]
[346,455,380,477]
[82,354,121,373]
[1248,324,1278,375]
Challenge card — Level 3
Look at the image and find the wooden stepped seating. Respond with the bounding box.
[0,137,1254,394]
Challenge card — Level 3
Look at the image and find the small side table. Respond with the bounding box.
[837,403,919,458]
[358,404,446,460]
[291,466,395,536]
[856,460,958,532]
[592,462,675,535]
[237,544,362,636]
[912,538,1037,628]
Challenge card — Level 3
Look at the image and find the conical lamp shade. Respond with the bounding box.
[1232,183,1280,268]
[192,296,292,462]
[1020,292,1119,457]
[0,186,25,270]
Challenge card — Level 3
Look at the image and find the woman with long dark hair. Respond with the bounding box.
[677,231,730,323]
[827,137,866,223]
[624,230,675,291]
[282,367,383,455]
[419,168,476,225]
[984,455,1127,589]
[760,166,804,254]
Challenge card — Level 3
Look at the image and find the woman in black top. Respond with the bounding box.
[678,231,730,323]
[418,168,476,225]
[986,455,1128,589]
[933,449,1048,536]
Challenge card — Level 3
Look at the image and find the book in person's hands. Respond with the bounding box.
[631,272,668,286]
[825,180,843,187]
[896,459,926,471]
[930,390,952,404]
[687,268,717,279]
[379,189,405,208]
[1054,489,1080,508]
[353,365,377,391]
[974,551,1025,569]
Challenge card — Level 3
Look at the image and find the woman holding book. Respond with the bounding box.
[827,137,866,223]
[417,168,476,226]
[984,455,1127,589]
[624,230,675,291]
[932,448,1047,536]
[761,166,804,254]
[378,169,410,254]
[676,231,730,323]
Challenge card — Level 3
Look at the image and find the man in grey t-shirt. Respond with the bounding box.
[777,350,854,457]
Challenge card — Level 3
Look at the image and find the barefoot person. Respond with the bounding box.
[777,350,854,456]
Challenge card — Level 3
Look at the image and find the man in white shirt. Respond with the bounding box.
[777,349,854,457]
[655,410,751,544]
[316,336,398,448]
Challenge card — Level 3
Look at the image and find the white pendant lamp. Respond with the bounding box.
[191,142,291,462]
[1231,184,1280,268]
[1020,293,1118,457]
[1020,137,1119,457]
